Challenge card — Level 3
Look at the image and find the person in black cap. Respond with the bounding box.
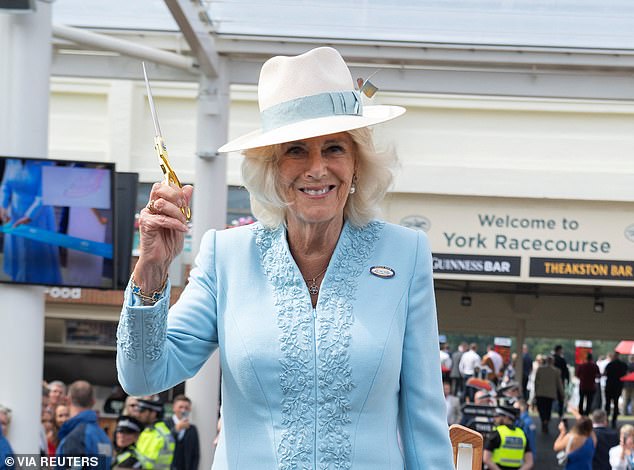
[483,406,534,470]
[459,389,496,431]
[130,397,174,470]
[112,416,144,469]
[498,381,521,407]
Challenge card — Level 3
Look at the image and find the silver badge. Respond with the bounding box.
[370,266,395,278]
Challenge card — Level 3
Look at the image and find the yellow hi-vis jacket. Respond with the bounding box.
[113,445,143,469]
[135,421,175,470]
[492,425,527,468]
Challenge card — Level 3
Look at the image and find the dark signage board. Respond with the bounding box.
[461,405,497,417]
[432,253,521,277]
[460,404,496,434]
[530,257,634,281]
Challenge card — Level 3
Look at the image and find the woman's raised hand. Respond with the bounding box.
[133,182,193,293]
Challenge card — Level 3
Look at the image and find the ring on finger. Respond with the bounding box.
[147,199,158,214]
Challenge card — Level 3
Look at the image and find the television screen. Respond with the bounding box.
[0,156,116,289]
[114,172,138,289]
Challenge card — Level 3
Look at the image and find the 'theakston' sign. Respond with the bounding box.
[391,195,634,285]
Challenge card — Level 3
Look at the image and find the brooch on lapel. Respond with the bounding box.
[370,266,395,278]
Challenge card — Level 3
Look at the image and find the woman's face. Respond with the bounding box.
[278,132,356,227]
[55,405,70,427]
[41,411,54,432]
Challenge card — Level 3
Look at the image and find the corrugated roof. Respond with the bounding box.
[54,0,634,50]
[53,0,178,31]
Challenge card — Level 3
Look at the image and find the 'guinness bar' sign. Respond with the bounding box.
[432,253,521,277]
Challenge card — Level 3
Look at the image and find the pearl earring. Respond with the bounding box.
[349,174,358,194]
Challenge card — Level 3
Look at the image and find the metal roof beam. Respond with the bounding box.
[49,30,634,99]
[164,0,220,77]
[215,35,634,70]
[53,24,196,71]
[218,36,634,100]
[226,58,634,101]
[51,52,199,81]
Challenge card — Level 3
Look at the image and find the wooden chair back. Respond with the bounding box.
[449,424,483,470]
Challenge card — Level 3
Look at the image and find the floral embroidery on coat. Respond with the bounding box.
[144,305,168,361]
[116,287,168,363]
[116,306,139,362]
[254,221,383,469]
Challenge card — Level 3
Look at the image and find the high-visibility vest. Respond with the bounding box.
[492,425,527,468]
[113,445,146,469]
[135,421,175,470]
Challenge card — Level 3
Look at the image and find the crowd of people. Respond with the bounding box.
[0,380,201,470]
[440,340,634,469]
[0,346,631,470]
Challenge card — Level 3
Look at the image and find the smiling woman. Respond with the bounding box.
[278,132,355,228]
[242,127,396,229]
[117,46,454,469]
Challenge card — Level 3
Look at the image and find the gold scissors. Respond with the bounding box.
[142,62,191,221]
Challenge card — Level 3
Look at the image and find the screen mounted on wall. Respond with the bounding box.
[0,156,115,289]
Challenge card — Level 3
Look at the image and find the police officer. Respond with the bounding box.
[497,381,521,407]
[112,416,144,469]
[130,397,175,470]
[483,406,534,470]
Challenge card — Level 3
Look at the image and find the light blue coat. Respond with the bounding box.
[117,220,454,469]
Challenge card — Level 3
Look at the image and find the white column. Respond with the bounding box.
[186,62,229,470]
[188,352,221,467]
[0,4,52,453]
[106,80,136,171]
[0,287,45,453]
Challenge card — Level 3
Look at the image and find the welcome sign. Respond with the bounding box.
[389,194,634,285]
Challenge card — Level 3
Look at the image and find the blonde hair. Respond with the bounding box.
[621,424,634,441]
[241,127,396,228]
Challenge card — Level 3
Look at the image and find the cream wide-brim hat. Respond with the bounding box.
[218,47,406,153]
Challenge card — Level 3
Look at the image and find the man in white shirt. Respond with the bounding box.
[459,343,482,402]
[459,343,482,378]
[596,354,610,411]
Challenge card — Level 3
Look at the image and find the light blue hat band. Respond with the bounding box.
[260,90,363,132]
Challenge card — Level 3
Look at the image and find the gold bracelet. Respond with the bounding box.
[130,274,167,303]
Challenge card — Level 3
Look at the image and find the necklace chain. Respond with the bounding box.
[305,266,328,296]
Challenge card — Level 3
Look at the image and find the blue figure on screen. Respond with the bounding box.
[0,158,62,284]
